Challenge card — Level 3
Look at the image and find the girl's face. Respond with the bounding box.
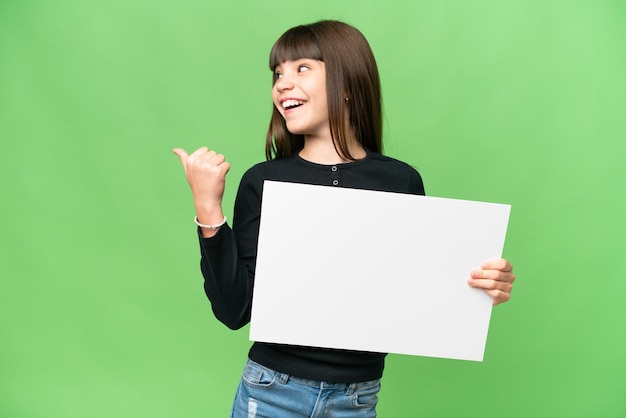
[272,59,329,140]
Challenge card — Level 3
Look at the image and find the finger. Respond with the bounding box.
[202,150,218,162]
[486,289,511,306]
[172,148,189,166]
[211,153,225,165]
[471,269,516,283]
[204,154,230,174]
[468,277,513,293]
[211,154,232,172]
[186,146,209,162]
[481,258,513,272]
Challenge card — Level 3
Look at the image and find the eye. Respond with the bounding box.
[298,64,310,73]
[274,71,283,79]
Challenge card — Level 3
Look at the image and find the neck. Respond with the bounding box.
[300,135,366,164]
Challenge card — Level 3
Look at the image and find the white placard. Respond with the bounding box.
[249,181,511,361]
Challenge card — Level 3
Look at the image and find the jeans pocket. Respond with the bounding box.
[353,381,381,408]
[241,360,278,388]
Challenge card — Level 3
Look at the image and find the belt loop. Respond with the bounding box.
[278,372,289,384]
[346,382,357,396]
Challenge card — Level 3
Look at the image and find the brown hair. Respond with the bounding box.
[265,20,383,160]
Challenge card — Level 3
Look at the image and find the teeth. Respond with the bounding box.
[282,99,304,109]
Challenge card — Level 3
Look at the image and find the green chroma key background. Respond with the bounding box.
[1,1,624,417]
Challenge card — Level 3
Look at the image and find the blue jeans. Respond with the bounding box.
[230,359,380,418]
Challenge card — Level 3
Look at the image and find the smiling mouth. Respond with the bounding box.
[282,99,305,110]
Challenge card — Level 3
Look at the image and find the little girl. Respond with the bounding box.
[174,20,515,418]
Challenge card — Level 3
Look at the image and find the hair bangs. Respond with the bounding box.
[269,25,323,71]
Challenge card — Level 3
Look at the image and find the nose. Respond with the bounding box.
[275,75,293,93]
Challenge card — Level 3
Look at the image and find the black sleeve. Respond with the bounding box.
[407,166,426,196]
[198,167,263,330]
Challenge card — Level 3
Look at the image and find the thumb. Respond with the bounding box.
[172,148,189,167]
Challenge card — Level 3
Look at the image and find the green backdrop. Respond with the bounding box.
[1,1,624,417]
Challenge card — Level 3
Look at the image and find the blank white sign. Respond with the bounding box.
[249,181,511,361]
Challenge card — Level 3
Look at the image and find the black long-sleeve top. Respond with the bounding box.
[198,150,425,382]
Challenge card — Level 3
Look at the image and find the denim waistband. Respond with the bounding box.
[246,359,380,395]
